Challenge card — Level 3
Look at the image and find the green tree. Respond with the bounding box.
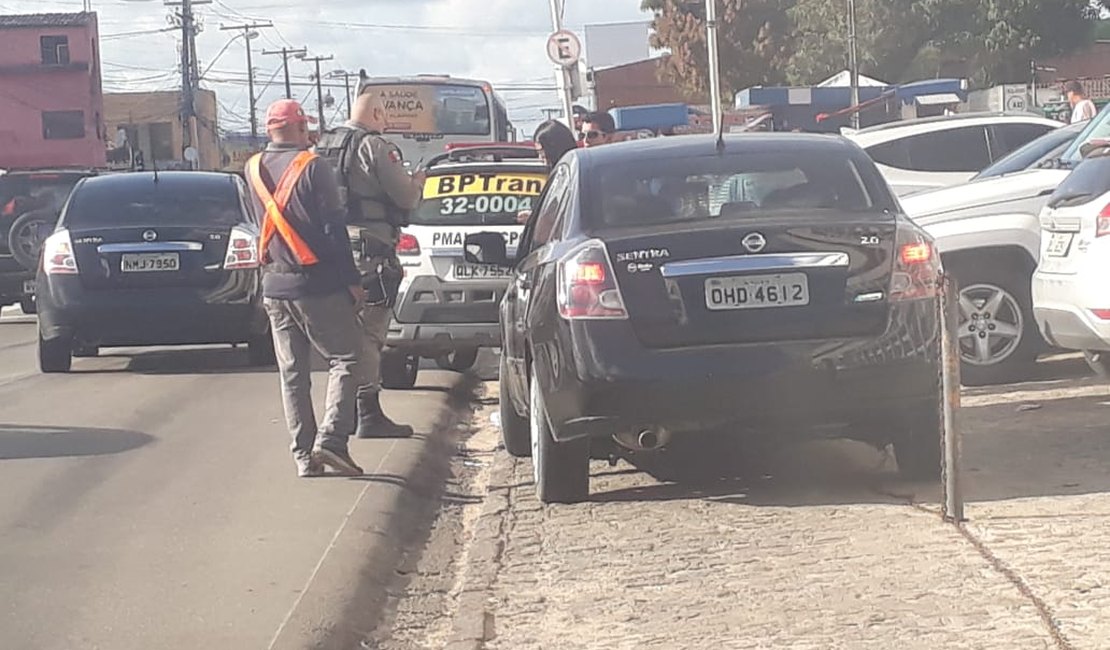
[642,0,794,101]
[786,0,1094,87]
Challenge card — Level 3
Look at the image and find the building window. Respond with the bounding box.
[41,35,71,65]
[42,111,86,140]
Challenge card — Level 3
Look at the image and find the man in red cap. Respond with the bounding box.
[244,98,370,478]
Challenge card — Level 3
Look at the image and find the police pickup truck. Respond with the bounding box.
[379,143,546,388]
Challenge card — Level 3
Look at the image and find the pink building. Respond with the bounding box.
[0,12,107,169]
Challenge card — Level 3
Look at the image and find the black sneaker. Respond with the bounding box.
[313,447,364,477]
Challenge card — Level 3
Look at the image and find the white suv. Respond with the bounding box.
[900,108,1109,385]
[846,113,1061,197]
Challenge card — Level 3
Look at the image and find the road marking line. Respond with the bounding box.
[267,439,399,650]
[963,383,1110,408]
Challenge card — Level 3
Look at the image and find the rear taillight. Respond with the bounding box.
[42,229,78,275]
[396,233,420,256]
[557,239,628,320]
[1091,309,1110,320]
[224,226,260,270]
[890,227,940,302]
[1097,204,1110,237]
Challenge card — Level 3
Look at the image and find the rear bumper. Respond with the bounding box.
[37,272,267,346]
[0,260,34,301]
[538,300,942,443]
[387,321,500,354]
[1033,271,1110,351]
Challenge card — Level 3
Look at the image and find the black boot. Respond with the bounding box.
[355,391,415,439]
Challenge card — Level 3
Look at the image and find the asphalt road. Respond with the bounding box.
[0,304,467,649]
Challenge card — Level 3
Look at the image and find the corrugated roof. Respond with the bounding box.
[0,13,93,29]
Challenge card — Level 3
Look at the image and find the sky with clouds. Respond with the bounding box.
[0,0,651,135]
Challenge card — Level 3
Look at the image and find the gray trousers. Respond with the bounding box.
[264,292,370,461]
[359,302,392,394]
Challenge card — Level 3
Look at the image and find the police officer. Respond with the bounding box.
[317,91,423,439]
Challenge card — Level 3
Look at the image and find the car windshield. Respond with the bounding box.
[974,123,1084,179]
[1062,103,1110,164]
[413,169,547,226]
[587,151,889,230]
[64,179,244,227]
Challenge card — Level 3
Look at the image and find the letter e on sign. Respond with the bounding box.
[546,29,582,68]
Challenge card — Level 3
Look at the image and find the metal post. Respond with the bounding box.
[705,0,724,134]
[548,0,575,129]
[304,55,334,131]
[180,0,195,165]
[847,0,860,129]
[220,23,271,140]
[344,74,352,120]
[263,47,307,100]
[941,273,965,523]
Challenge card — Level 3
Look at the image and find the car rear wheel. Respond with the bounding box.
[499,354,530,457]
[381,350,419,390]
[948,263,1039,386]
[38,331,72,373]
[435,347,479,372]
[893,402,943,481]
[247,330,276,367]
[8,209,55,271]
[530,366,589,504]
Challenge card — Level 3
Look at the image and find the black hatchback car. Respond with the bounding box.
[35,171,272,372]
[466,134,944,504]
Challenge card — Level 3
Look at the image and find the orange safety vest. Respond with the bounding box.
[246,151,320,266]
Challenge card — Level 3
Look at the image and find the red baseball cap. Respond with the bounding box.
[265,99,317,128]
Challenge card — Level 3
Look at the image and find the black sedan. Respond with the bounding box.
[35,171,272,372]
[466,134,944,504]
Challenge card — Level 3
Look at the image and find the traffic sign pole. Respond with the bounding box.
[547,0,579,130]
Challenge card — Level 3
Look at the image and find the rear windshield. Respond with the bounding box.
[64,180,245,227]
[1047,155,1110,209]
[413,170,547,226]
[586,151,888,229]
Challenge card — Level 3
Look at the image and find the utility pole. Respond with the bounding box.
[328,70,359,121]
[167,0,210,168]
[262,46,307,99]
[847,0,861,129]
[220,21,271,141]
[547,0,575,129]
[705,0,724,134]
[304,54,334,131]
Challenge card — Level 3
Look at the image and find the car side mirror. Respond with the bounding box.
[464,232,512,267]
[1080,140,1110,159]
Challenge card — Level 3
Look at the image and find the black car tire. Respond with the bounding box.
[8,209,55,271]
[247,330,276,367]
[893,402,943,481]
[38,331,72,373]
[947,262,1039,387]
[530,366,589,504]
[1084,350,1110,379]
[436,347,480,372]
[381,350,419,390]
[499,354,531,457]
[19,295,36,315]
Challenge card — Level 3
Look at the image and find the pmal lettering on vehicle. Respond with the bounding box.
[429,173,545,198]
[430,230,521,248]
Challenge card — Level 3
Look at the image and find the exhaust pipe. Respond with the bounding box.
[613,427,671,451]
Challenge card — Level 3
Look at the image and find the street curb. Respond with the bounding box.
[445,438,519,650]
[269,373,481,650]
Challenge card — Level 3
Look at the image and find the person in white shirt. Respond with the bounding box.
[1065,80,1098,124]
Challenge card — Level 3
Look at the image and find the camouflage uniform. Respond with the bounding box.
[317,123,422,438]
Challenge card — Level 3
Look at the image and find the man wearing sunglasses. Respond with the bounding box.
[581,111,616,148]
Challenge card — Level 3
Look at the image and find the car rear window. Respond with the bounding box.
[586,151,890,229]
[413,169,547,226]
[64,179,244,227]
[1047,154,1110,209]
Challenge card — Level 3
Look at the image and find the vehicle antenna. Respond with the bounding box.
[152,157,159,183]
